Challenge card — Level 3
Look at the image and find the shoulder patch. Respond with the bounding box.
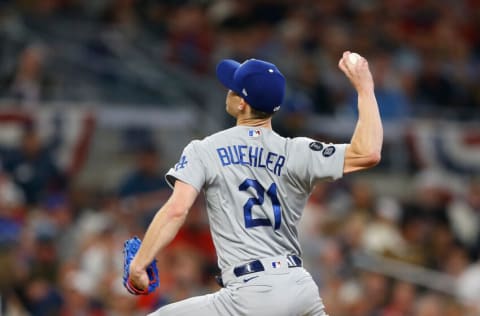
[322,146,336,157]
[309,142,323,151]
[175,155,188,170]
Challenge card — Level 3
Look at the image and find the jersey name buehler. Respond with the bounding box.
[216,145,285,176]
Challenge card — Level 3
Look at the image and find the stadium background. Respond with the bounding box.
[0,0,480,315]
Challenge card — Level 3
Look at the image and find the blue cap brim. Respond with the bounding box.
[216,59,241,93]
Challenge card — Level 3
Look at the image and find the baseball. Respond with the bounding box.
[348,53,361,64]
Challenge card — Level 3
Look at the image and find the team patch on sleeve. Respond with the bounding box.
[309,142,323,151]
[175,155,188,170]
[322,146,336,157]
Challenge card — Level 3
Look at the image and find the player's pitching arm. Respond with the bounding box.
[339,51,383,173]
[128,180,199,290]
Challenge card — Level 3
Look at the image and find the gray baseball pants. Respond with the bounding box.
[147,255,328,316]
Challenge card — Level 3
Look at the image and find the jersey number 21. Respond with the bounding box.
[239,179,281,230]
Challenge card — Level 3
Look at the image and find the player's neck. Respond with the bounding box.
[236,117,272,129]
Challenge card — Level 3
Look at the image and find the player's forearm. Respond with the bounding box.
[131,202,188,270]
[349,90,383,163]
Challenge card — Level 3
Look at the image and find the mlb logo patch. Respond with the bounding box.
[272,261,281,268]
[248,129,261,138]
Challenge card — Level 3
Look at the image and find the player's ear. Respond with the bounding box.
[238,98,248,111]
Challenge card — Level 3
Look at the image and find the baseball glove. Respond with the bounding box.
[122,236,159,295]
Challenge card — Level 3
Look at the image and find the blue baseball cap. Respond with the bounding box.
[216,58,285,113]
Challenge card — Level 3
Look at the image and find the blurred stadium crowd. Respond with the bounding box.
[0,0,480,316]
[0,0,479,118]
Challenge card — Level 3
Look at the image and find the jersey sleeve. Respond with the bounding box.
[165,140,206,192]
[287,137,347,191]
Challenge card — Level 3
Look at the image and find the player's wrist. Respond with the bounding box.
[356,86,375,98]
[129,260,144,277]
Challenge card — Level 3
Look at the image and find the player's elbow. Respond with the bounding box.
[165,202,189,221]
[356,150,382,169]
[344,146,382,173]
[365,151,381,167]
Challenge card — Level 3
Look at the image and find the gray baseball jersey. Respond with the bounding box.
[150,126,346,316]
[166,125,346,270]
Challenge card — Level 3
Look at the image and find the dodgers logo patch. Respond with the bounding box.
[309,142,323,151]
[175,155,188,170]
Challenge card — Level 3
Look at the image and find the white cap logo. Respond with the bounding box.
[242,88,248,96]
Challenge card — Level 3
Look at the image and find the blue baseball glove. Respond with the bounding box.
[122,236,159,295]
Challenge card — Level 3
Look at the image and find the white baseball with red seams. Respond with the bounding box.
[348,52,361,64]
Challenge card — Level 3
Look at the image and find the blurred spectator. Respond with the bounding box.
[30,236,59,283]
[101,0,139,38]
[163,247,205,303]
[12,234,64,316]
[1,124,65,206]
[117,141,169,229]
[118,143,168,199]
[361,272,389,313]
[362,197,406,257]
[7,44,53,108]
[443,246,469,277]
[336,279,369,316]
[448,178,480,258]
[414,56,457,111]
[298,183,330,244]
[166,3,213,73]
[58,270,103,316]
[40,195,75,259]
[294,59,335,115]
[381,281,416,316]
[457,259,480,314]
[105,282,140,316]
[403,170,452,232]
[279,58,335,136]
[413,294,444,316]
[0,164,25,245]
[313,239,347,288]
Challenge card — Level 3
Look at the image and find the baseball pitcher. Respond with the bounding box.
[125,51,383,315]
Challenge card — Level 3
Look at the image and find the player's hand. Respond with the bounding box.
[128,264,149,292]
[123,237,159,295]
[338,51,374,94]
